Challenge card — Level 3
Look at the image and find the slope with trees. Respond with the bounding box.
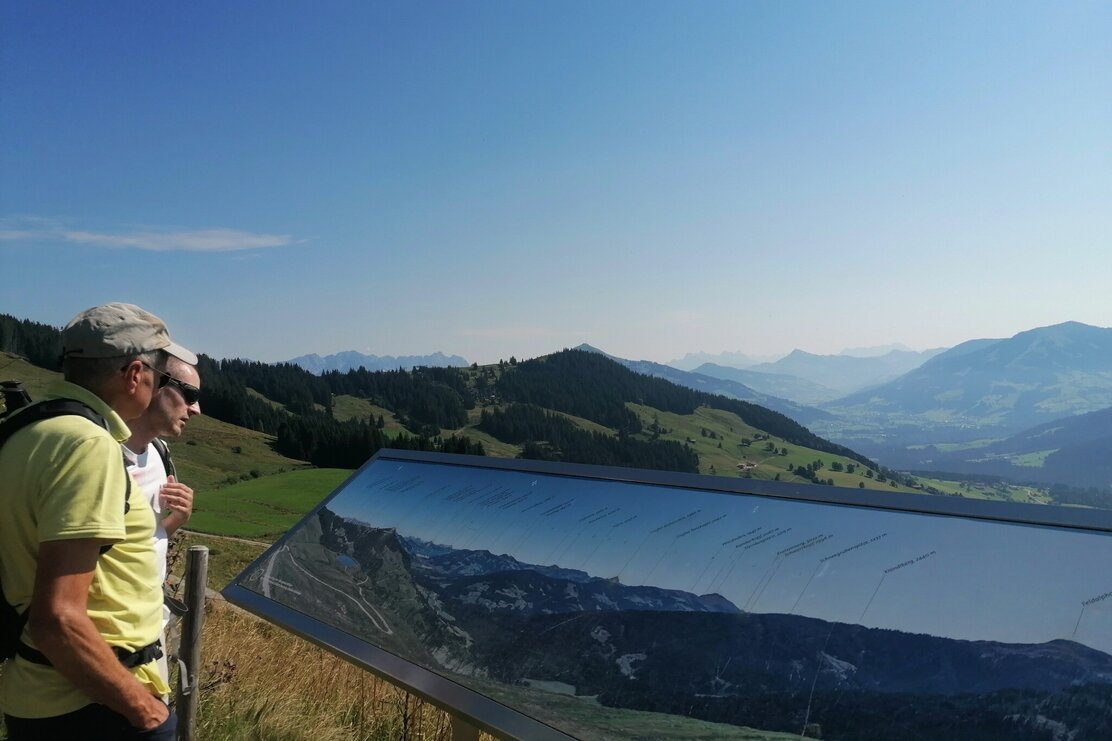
[497,350,873,469]
[0,314,913,493]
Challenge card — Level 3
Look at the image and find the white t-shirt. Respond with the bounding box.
[123,442,171,595]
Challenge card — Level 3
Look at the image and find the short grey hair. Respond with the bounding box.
[64,349,167,389]
[164,355,198,379]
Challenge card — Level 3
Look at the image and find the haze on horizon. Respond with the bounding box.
[2,2,1109,366]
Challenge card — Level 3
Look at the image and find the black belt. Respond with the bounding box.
[16,639,163,669]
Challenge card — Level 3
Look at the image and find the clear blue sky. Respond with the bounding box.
[2,1,1109,364]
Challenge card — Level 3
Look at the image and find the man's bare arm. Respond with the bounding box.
[28,539,169,730]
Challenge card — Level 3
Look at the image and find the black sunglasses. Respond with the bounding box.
[138,362,202,405]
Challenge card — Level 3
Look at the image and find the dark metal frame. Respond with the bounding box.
[223,449,1112,740]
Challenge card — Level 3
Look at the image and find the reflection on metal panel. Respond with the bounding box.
[224,450,1112,741]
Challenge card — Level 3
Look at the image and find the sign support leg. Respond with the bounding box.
[451,714,481,741]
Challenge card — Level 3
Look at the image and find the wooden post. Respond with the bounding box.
[175,545,209,741]
[450,714,481,741]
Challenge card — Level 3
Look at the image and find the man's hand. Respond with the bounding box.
[132,693,170,730]
[159,475,193,536]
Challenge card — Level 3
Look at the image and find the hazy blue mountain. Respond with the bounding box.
[693,362,843,405]
[748,347,945,396]
[574,344,832,425]
[838,342,915,357]
[431,567,741,617]
[402,536,600,585]
[1004,404,1112,455]
[896,405,1112,492]
[289,350,469,374]
[667,350,777,371]
[826,322,1112,437]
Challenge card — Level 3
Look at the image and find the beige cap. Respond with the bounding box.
[62,302,199,365]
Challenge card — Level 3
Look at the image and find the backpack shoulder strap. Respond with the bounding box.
[0,399,108,450]
[150,437,176,479]
[0,399,124,550]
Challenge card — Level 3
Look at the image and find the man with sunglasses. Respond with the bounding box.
[123,357,202,690]
[0,303,196,740]
[125,358,202,542]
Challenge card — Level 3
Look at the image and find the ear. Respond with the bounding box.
[120,359,147,394]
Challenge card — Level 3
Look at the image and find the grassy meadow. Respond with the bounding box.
[168,532,269,590]
[173,606,479,741]
[0,352,57,404]
[625,403,922,493]
[188,468,354,539]
[908,475,1052,505]
[332,394,407,433]
[172,415,309,493]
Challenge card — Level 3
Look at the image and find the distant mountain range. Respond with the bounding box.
[574,344,832,425]
[803,322,1112,492]
[745,347,947,398]
[404,536,739,614]
[7,310,1110,494]
[648,323,1112,493]
[663,348,946,405]
[692,362,844,406]
[288,350,469,374]
[667,344,924,371]
[825,322,1112,440]
[838,342,915,358]
[667,350,774,371]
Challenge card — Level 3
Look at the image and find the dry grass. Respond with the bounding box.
[196,603,494,741]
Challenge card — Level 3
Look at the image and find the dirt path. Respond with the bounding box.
[179,529,272,547]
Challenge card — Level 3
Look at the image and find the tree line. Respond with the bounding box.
[2,317,875,478]
[0,314,63,371]
[321,366,472,430]
[216,358,331,414]
[479,403,698,473]
[197,355,482,468]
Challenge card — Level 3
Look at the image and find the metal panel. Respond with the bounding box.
[224,450,1112,740]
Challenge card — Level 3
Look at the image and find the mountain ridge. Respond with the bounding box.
[692,361,843,405]
[748,347,946,396]
[573,344,832,425]
[289,350,469,374]
[826,322,1112,437]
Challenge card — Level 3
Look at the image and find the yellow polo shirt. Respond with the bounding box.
[0,381,169,718]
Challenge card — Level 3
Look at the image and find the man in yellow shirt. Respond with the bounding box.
[0,303,197,740]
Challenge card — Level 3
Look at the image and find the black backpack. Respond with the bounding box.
[0,397,113,663]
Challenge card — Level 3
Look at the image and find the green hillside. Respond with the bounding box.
[623,403,918,492]
[173,415,309,493]
[188,468,353,538]
[7,314,1080,532]
[0,351,57,402]
[1,352,309,494]
[0,341,987,505]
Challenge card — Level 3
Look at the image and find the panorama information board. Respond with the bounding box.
[224,450,1112,740]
